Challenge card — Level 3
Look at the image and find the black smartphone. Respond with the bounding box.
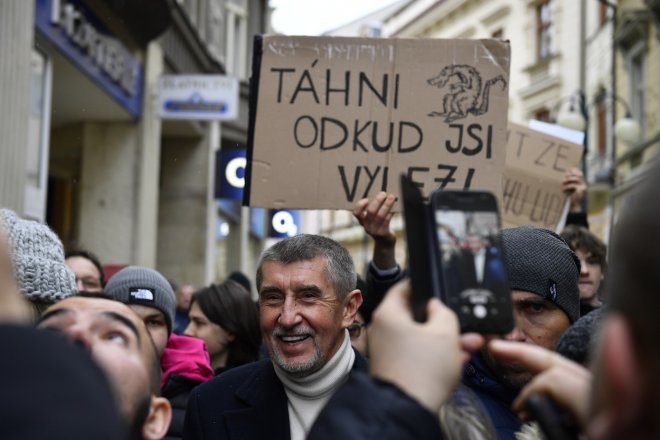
[401,174,441,322]
[430,190,514,334]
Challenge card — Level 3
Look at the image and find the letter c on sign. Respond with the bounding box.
[272,211,298,237]
[226,157,247,188]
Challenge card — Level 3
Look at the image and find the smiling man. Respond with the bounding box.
[184,234,364,440]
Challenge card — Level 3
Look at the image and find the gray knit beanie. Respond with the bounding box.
[105,266,176,334]
[0,209,76,303]
[502,226,580,323]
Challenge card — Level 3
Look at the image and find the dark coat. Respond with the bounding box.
[462,353,521,440]
[183,351,368,440]
[163,374,203,440]
[308,372,444,440]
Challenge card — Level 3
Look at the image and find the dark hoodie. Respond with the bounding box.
[462,352,521,440]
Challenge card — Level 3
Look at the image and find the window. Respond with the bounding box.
[536,0,553,61]
[25,48,52,222]
[627,42,647,140]
[534,108,550,122]
[225,1,247,78]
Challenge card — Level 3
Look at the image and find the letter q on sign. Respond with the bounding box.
[226,157,247,188]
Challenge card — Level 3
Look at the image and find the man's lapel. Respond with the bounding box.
[223,361,291,440]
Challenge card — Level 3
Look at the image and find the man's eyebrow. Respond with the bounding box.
[37,308,73,325]
[294,284,322,294]
[100,311,142,344]
[259,286,283,296]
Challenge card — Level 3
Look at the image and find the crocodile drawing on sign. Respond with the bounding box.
[427,64,507,123]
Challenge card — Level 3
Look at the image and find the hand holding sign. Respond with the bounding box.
[562,167,587,213]
[502,124,583,229]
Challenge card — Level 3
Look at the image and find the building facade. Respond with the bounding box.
[611,0,660,223]
[0,0,269,288]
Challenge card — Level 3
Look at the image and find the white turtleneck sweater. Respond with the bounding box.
[273,330,355,440]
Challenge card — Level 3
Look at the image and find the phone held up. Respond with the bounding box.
[401,174,514,334]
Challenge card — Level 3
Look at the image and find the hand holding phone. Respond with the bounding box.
[401,174,514,334]
[431,190,514,334]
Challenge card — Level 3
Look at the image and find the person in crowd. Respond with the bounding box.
[37,295,172,440]
[458,226,579,439]
[65,249,105,293]
[184,280,261,374]
[348,311,368,357]
[159,333,214,440]
[488,162,660,440]
[184,234,365,440]
[106,266,176,356]
[105,266,214,439]
[172,281,194,335]
[227,270,253,295]
[0,208,76,319]
[560,225,606,316]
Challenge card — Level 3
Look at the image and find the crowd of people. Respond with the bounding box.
[1,163,658,440]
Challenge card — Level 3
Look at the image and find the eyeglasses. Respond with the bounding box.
[348,321,367,339]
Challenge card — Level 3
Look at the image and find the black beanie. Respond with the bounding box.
[502,226,580,323]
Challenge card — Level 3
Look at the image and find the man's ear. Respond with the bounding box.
[141,396,172,440]
[589,314,643,439]
[342,289,363,327]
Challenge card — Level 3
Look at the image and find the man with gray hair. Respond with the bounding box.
[184,234,364,440]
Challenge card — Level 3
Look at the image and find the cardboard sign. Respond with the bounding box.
[502,123,583,229]
[244,35,511,210]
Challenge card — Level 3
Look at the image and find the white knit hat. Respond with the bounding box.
[0,209,76,303]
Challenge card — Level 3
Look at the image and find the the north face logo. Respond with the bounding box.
[546,279,558,302]
[129,288,154,302]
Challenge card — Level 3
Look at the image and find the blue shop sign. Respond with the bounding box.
[269,210,300,238]
[215,148,246,200]
[35,0,144,118]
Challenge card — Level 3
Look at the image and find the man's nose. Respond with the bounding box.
[580,260,589,275]
[503,314,526,342]
[75,279,86,291]
[278,296,302,327]
[65,323,92,352]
